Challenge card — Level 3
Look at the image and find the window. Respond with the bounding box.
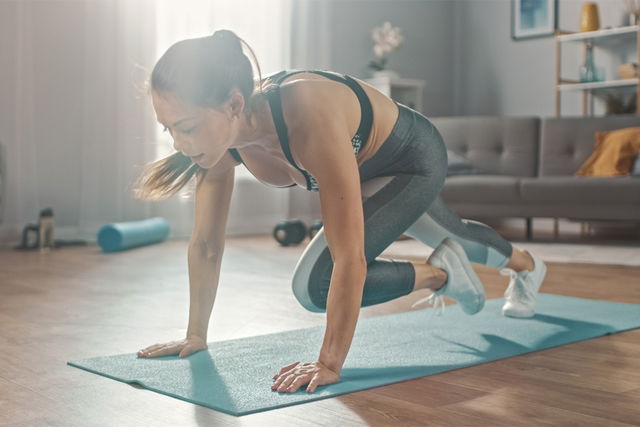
[154,0,292,191]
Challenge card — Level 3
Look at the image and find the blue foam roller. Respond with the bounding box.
[97,217,170,253]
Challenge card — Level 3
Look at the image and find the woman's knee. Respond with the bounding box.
[291,232,332,313]
[291,265,331,313]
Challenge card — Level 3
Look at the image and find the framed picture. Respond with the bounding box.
[512,0,558,40]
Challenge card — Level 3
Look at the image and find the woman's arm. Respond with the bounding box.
[313,147,367,375]
[317,259,367,374]
[284,83,368,375]
[186,152,237,340]
[313,125,367,374]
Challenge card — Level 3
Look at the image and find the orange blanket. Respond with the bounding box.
[575,127,640,177]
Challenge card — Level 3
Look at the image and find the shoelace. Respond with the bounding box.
[500,268,518,299]
[500,267,534,301]
[411,291,446,316]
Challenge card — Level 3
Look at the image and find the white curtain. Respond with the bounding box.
[76,0,160,239]
[155,0,293,182]
[0,0,293,245]
[153,0,295,238]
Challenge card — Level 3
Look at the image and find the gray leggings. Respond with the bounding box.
[292,103,513,313]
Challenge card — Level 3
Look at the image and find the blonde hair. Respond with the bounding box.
[134,29,274,201]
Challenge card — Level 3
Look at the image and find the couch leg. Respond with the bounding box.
[526,218,533,241]
[579,221,593,237]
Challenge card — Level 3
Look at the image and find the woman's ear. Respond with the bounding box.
[227,90,245,118]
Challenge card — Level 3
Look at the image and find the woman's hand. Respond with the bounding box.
[271,361,340,393]
[137,335,207,359]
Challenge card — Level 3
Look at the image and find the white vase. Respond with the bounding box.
[371,69,399,79]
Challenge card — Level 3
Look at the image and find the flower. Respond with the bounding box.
[368,21,404,71]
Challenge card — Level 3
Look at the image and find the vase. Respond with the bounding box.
[579,41,597,82]
[371,69,399,79]
[580,2,600,32]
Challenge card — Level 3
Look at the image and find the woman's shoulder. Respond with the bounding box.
[278,78,348,138]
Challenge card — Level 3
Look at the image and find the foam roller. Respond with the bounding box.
[97,217,170,253]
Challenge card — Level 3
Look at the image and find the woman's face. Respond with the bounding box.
[151,90,242,169]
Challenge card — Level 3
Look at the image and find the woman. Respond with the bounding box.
[135,30,547,394]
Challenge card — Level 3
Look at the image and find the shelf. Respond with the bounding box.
[365,75,426,88]
[558,78,639,91]
[556,25,640,116]
[363,76,425,112]
[557,25,639,43]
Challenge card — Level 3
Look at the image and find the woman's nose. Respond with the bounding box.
[173,138,187,155]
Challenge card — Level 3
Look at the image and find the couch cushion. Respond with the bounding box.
[520,176,640,203]
[430,116,540,177]
[539,115,640,176]
[442,175,521,202]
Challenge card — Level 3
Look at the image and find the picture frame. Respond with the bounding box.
[512,0,558,40]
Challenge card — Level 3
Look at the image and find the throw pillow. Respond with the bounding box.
[575,127,640,177]
[446,150,485,176]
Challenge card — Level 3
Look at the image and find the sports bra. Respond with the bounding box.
[228,69,374,192]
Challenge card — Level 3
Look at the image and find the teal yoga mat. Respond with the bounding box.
[67,294,640,416]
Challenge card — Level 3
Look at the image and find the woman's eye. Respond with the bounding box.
[183,127,197,135]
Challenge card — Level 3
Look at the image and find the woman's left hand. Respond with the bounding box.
[271,360,340,393]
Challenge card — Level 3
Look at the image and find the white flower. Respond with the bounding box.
[371,21,404,57]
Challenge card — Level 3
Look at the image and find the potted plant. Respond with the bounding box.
[368,21,404,78]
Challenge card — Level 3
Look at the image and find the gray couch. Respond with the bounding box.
[430,115,640,239]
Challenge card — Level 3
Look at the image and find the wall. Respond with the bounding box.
[288,0,637,222]
[292,0,456,117]
[293,0,634,118]
[454,0,634,117]
[2,0,632,242]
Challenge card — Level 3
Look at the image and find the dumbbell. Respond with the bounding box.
[273,219,307,246]
[308,220,323,239]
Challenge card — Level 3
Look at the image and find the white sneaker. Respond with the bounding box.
[500,249,547,318]
[411,237,486,315]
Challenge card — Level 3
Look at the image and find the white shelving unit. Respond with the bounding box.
[557,25,639,43]
[555,25,640,116]
[557,78,638,91]
[363,76,425,113]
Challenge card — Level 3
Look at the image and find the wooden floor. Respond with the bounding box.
[1,220,639,426]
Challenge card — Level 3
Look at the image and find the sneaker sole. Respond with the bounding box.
[502,304,534,318]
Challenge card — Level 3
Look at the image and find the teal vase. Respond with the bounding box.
[579,41,596,83]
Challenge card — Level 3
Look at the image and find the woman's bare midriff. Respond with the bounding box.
[229,71,401,188]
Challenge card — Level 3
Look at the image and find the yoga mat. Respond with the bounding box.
[67,294,640,416]
[97,217,170,253]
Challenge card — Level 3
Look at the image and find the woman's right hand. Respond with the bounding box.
[137,335,208,359]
